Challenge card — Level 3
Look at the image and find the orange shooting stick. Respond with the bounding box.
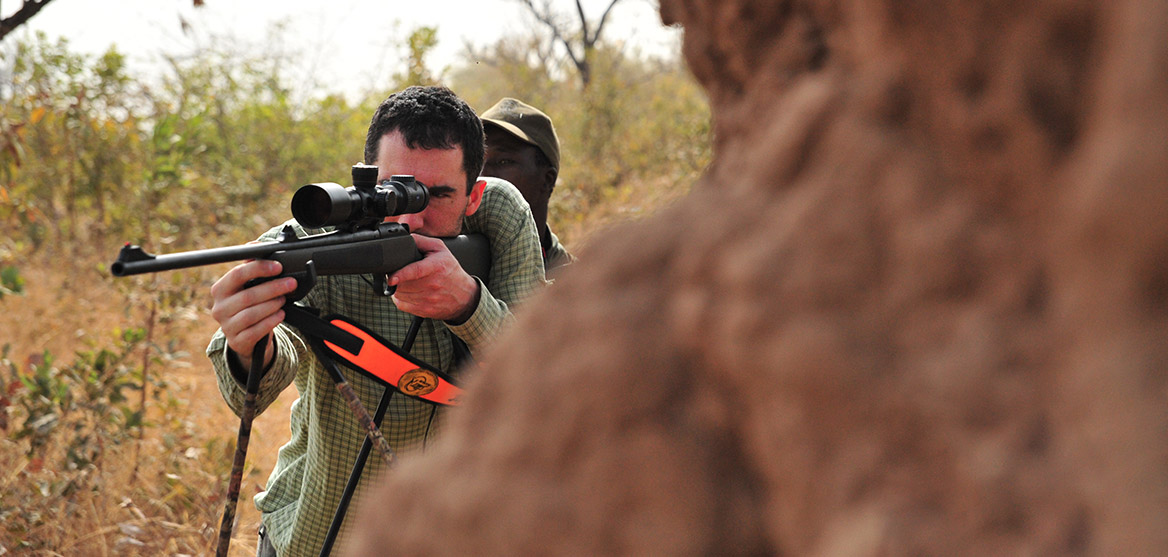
[321,315,464,406]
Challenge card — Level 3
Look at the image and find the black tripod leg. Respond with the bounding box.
[318,316,424,557]
[216,335,268,557]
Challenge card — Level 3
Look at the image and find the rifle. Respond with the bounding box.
[112,221,490,300]
[110,164,490,557]
[111,166,490,296]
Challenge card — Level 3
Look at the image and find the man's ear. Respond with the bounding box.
[465,180,487,216]
[542,168,558,196]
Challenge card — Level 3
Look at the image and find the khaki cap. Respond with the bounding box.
[481,98,560,171]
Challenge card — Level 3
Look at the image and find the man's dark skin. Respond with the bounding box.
[482,126,557,255]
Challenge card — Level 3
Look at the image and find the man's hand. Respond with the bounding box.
[388,234,481,323]
[210,259,298,369]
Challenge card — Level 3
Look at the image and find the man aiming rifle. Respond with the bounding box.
[205,86,546,556]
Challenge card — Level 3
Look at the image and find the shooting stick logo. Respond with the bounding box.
[399,369,438,397]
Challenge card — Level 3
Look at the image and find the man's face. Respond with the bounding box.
[482,126,551,211]
[375,130,482,238]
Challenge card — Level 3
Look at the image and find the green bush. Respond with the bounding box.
[0,265,23,297]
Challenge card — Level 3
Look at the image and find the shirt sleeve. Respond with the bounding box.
[449,178,547,352]
[206,323,309,417]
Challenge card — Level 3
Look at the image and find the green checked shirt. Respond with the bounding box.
[206,177,545,556]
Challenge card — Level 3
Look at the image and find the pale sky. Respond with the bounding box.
[6,0,681,97]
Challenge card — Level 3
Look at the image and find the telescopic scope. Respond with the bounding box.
[291,163,429,230]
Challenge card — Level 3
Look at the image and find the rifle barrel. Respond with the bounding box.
[111,242,281,276]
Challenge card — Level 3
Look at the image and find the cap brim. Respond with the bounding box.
[482,118,537,147]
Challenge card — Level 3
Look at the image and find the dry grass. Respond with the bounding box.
[1,248,294,555]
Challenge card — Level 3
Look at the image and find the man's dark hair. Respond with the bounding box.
[364,86,485,192]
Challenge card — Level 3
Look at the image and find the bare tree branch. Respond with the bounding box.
[0,0,55,42]
[513,0,623,89]
[591,0,622,44]
[575,0,590,45]
[520,0,580,68]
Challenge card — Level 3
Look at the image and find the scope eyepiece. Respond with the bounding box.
[373,175,429,217]
[291,165,429,230]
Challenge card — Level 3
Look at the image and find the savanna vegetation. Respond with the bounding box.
[0,14,710,555]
